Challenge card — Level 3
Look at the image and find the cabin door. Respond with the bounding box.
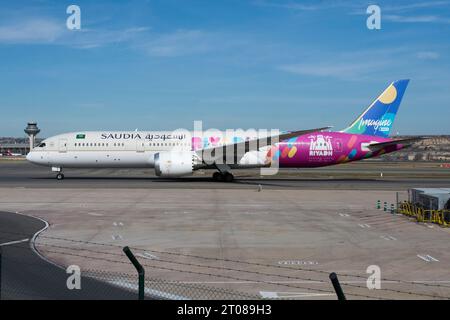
[58,138,68,153]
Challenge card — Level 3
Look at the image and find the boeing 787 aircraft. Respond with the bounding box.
[27,79,420,181]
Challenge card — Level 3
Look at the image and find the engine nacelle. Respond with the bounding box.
[154,152,195,177]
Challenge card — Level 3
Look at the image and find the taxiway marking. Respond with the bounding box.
[0,238,29,246]
[137,252,159,260]
[417,254,439,262]
[260,291,334,299]
[380,235,397,241]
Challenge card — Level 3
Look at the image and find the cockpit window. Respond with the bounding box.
[37,143,46,148]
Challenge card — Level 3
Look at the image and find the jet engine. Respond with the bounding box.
[154,151,196,177]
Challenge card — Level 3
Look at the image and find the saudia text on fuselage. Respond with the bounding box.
[100,133,186,141]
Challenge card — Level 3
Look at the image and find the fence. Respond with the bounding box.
[84,269,259,300]
[398,201,450,227]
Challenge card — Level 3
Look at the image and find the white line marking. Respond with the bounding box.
[87,212,103,216]
[260,291,334,299]
[136,252,159,260]
[104,279,188,300]
[417,254,440,262]
[0,238,29,246]
[12,211,64,269]
[358,224,371,228]
[426,255,439,262]
[381,235,397,241]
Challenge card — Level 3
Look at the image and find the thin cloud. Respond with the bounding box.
[384,14,450,23]
[0,16,215,57]
[417,51,440,60]
[383,1,450,12]
[278,62,385,80]
[0,15,151,48]
[141,29,217,57]
[0,18,64,43]
[276,46,405,81]
[253,0,358,11]
[65,26,150,49]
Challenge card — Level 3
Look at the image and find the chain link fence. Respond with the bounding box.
[84,270,259,300]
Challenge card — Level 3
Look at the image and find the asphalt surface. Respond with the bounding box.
[1,160,449,190]
[0,211,137,300]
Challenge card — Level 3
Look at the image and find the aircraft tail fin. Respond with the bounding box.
[341,79,410,138]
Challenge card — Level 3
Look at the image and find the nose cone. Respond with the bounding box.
[26,152,36,163]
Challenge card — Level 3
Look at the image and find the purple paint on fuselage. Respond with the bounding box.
[277,132,404,168]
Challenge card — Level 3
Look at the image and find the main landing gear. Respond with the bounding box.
[56,173,65,180]
[212,171,234,182]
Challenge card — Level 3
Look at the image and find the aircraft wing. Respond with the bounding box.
[196,126,331,162]
[368,137,428,151]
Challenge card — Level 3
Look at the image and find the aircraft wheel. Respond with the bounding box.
[212,172,221,181]
[56,173,65,180]
[224,172,234,182]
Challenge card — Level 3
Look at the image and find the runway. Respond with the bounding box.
[0,211,137,300]
[1,160,450,190]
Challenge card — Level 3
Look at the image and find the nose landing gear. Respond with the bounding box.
[52,167,64,180]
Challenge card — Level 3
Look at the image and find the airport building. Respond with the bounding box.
[0,142,30,156]
[0,122,42,156]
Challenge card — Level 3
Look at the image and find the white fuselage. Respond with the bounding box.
[27,131,193,168]
[26,131,269,169]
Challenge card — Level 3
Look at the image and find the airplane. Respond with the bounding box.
[3,150,23,157]
[27,79,421,181]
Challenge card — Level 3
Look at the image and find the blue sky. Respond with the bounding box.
[0,0,449,137]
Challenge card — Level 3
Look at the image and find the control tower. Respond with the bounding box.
[24,121,40,152]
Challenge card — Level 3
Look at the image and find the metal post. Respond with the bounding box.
[329,272,346,301]
[123,246,145,300]
[0,247,2,300]
[396,192,399,213]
